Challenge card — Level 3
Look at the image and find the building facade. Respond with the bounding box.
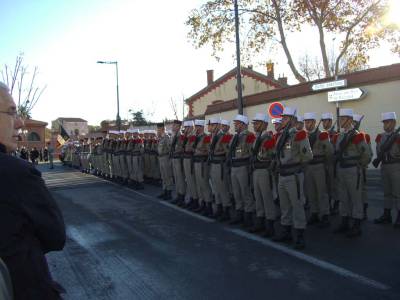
[52,117,89,138]
[17,119,48,150]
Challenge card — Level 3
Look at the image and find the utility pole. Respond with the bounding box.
[234,0,243,114]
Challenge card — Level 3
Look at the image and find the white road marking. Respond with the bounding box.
[227,228,390,291]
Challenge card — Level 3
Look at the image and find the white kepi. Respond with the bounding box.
[221,119,230,126]
[321,112,334,120]
[194,119,205,126]
[304,112,317,120]
[233,114,249,125]
[281,107,297,116]
[339,108,353,118]
[381,112,397,121]
[252,113,269,123]
[353,114,363,123]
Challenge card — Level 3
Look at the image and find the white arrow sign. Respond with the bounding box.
[312,79,347,91]
[328,88,366,102]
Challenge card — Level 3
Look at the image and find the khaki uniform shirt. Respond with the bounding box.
[158,134,171,156]
[334,129,371,167]
[277,128,313,166]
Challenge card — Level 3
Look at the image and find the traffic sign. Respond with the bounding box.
[268,102,284,118]
[328,88,366,102]
[312,79,347,91]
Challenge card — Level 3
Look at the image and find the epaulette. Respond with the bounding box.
[262,137,276,150]
[352,132,365,145]
[246,133,256,144]
[221,134,232,143]
[365,133,371,144]
[203,136,211,144]
[189,135,197,143]
[375,134,382,144]
[179,135,186,141]
[319,131,329,141]
[294,130,307,142]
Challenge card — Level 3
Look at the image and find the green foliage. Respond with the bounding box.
[129,109,148,126]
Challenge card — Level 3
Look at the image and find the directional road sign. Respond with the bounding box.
[312,79,347,91]
[328,88,366,102]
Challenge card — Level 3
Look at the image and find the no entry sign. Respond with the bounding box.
[268,102,284,118]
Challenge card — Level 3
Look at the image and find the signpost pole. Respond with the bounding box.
[335,75,340,133]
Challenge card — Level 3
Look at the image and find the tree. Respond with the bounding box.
[88,125,101,133]
[0,53,46,118]
[186,0,399,83]
[129,109,148,125]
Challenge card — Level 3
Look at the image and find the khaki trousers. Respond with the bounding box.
[231,166,254,212]
[144,153,151,178]
[381,163,400,210]
[210,163,231,207]
[194,162,212,203]
[327,162,338,203]
[159,155,173,190]
[183,158,198,199]
[337,166,363,219]
[150,155,161,179]
[304,163,330,216]
[120,155,129,179]
[172,158,186,196]
[279,173,306,229]
[253,168,276,219]
[133,155,144,183]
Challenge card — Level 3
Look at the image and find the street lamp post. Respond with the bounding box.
[234,0,243,114]
[97,60,121,131]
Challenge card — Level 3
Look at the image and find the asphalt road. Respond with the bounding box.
[41,163,400,300]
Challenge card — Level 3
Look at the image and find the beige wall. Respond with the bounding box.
[192,76,275,116]
[206,80,400,157]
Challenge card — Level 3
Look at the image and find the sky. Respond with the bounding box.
[0,0,399,127]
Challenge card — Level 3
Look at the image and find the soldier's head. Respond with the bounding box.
[194,119,205,134]
[281,107,297,129]
[208,118,220,134]
[156,123,165,137]
[304,113,317,132]
[381,112,396,132]
[172,120,182,134]
[233,114,248,133]
[339,109,354,130]
[220,119,230,133]
[321,113,333,130]
[0,82,24,152]
[295,115,304,130]
[183,120,194,135]
[252,113,269,133]
[352,114,363,128]
[271,118,282,132]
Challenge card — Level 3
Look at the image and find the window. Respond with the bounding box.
[27,132,41,141]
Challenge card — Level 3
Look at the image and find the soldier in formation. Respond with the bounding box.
[63,108,397,250]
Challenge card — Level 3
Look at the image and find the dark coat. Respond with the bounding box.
[0,144,66,300]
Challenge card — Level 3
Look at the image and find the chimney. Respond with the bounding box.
[266,62,274,79]
[247,65,253,70]
[207,70,214,85]
[278,76,288,86]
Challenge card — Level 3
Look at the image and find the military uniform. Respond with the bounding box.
[333,109,371,237]
[157,130,173,199]
[251,129,276,235]
[209,129,232,220]
[183,131,199,209]
[274,107,313,249]
[126,132,144,188]
[374,112,400,226]
[171,127,187,205]
[228,115,256,225]
[304,113,334,227]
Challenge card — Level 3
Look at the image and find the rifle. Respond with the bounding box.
[372,126,400,168]
[208,133,220,164]
[309,119,322,149]
[335,115,364,166]
[226,133,239,168]
[329,120,337,135]
[275,111,297,160]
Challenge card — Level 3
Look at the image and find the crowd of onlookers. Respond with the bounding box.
[12,145,52,165]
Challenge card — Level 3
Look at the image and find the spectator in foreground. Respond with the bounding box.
[0,82,66,300]
[0,257,13,300]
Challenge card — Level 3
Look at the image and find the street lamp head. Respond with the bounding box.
[97,61,105,64]
[97,60,117,65]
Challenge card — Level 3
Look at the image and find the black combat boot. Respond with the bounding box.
[272,225,292,243]
[202,202,213,217]
[164,190,172,201]
[194,201,206,213]
[294,229,305,250]
[374,209,392,224]
[393,211,400,229]
[317,215,330,228]
[307,213,320,225]
[333,216,350,234]
[346,218,362,238]
[189,199,199,211]
[229,210,244,225]
[330,200,339,216]
[363,203,368,221]
[242,212,254,229]
[218,206,230,222]
[214,204,223,219]
[262,219,275,238]
[171,194,183,205]
[157,190,166,199]
[248,216,265,233]
[136,182,144,190]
